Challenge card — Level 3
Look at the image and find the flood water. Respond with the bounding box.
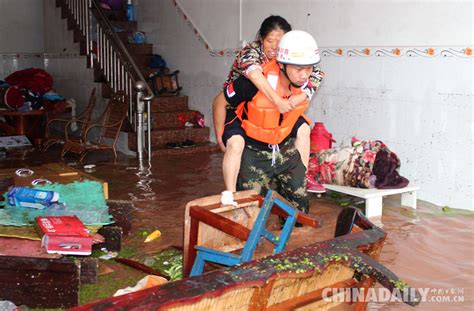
[2,148,473,310]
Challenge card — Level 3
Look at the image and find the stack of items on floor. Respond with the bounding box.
[0,163,133,309]
[0,68,68,115]
[307,122,409,192]
[0,165,114,256]
[165,111,205,149]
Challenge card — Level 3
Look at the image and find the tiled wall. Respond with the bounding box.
[139,0,473,210]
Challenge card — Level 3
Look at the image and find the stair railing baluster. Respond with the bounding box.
[59,0,154,159]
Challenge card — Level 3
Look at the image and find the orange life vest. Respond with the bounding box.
[236,59,312,145]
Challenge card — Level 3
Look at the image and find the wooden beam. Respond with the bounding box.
[0,256,79,308]
[266,279,358,311]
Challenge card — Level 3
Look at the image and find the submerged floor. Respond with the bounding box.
[2,147,473,310]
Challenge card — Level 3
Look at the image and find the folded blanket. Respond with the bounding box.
[308,140,409,189]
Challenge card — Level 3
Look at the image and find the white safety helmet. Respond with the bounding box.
[277,30,320,66]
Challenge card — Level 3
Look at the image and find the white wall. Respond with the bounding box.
[0,0,44,53]
[0,0,97,112]
[143,0,474,210]
[0,0,45,79]
[43,0,100,111]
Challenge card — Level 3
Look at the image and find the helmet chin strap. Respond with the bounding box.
[282,64,303,89]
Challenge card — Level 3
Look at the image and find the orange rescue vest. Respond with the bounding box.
[236,59,312,145]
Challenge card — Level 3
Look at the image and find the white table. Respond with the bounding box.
[322,184,420,218]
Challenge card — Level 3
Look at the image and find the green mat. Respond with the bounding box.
[1,180,114,226]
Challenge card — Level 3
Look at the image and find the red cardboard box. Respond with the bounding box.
[35,215,92,255]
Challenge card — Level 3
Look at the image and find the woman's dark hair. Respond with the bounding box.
[257,15,292,40]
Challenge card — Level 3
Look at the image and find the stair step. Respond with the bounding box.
[128,127,210,149]
[151,96,189,112]
[101,9,126,21]
[127,43,153,55]
[152,111,197,129]
[109,20,137,32]
[116,31,133,43]
[150,142,220,157]
[130,54,152,69]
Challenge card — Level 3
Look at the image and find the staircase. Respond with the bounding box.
[56,0,219,157]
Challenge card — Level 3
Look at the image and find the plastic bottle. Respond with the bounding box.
[7,187,59,209]
[126,0,135,21]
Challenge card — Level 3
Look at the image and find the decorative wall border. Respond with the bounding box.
[170,0,472,59]
[321,47,472,58]
[0,53,83,59]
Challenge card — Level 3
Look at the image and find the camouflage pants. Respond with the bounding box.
[237,139,309,214]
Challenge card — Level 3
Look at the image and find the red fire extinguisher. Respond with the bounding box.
[310,122,336,152]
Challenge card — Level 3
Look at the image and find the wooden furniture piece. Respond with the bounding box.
[0,110,46,143]
[0,255,80,308]
[61,92,129,162]
[190,190,298,276]
[43,88,97,151]
[183,190,322,277]
[323,184,419,218]
[147,69,182,96]
[72,208,421,310]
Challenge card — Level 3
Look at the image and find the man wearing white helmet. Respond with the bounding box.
[223,30,320,218]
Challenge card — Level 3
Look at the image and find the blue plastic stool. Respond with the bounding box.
[190,190,298,276]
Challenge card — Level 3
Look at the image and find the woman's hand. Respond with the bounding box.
[273,96,295,113]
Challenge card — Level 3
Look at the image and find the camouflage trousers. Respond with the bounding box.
[236,139,309,214]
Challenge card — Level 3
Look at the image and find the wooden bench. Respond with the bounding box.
[322,184,419,218]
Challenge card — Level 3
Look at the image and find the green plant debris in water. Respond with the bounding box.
[137,228,149,237]
[145,248,183,281]
[118,245,139,259]
[80,270,144,305]
[391,278,409,290]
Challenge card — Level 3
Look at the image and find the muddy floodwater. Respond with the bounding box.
[2,148,473,310]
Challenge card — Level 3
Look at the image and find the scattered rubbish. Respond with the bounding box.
[84,164,96,172]
[7,186,59,209]
[131,31,146,44]
[15,168,34,177]
[143,247,183,281]
[31,178,52,186]
[35,215,92,255]
[144,229,161,243]
[0,135,32,149]
[99,250,118,260]
[98,262,115,275]
[143,258,156,266]
[113,275,167,297]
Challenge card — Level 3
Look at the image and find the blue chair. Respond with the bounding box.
[190,190,298,276]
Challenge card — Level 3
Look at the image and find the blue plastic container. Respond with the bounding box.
[7,187,59,209]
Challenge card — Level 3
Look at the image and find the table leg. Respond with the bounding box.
[365,197,383,218]
[401,191,417,209]
[15,115,26,135]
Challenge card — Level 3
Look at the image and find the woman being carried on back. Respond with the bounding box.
[212,15,324,205]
